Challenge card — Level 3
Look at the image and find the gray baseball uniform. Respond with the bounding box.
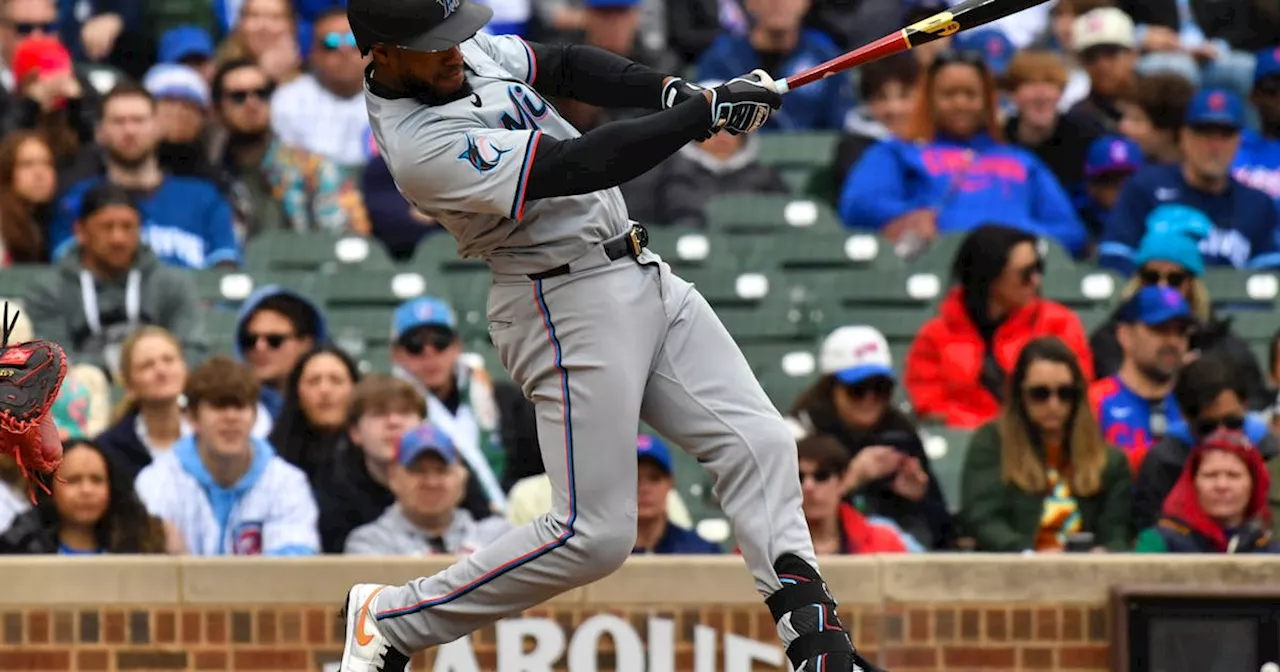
[365,32,817,652]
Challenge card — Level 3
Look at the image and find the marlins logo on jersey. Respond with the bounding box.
[458,134,510,172]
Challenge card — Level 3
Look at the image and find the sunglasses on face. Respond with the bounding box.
[321,31,358,50]
[223,86,273,105]
[1197,415,1245,436]
[930,49,989,74]
[13,21,56,35]
[1013,257,1045,284]
[398,329,455,355]
[239,331,294,350]
[799,468,836,484]
[844,377,894,400]
[1023,384,1079,404]
[1139,267,1188,289]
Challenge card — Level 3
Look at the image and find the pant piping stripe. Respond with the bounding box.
[375,279,576,619]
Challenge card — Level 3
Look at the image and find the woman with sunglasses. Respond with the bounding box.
[838,48,1088,258]
[905,224,1094,429]
[790,326,954,550]
[1090,204,1268,407]
[1134,430,1280,554]
[1132,352,1280,536]
[960,337,1131,553]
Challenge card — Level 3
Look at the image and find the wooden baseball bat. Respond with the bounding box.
[774,0,1053,93]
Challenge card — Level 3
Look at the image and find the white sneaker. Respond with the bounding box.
[340,584,411,672]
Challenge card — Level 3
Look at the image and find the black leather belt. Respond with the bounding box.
[528,225,649,280]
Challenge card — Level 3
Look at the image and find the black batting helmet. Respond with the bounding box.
[348,0,493,55]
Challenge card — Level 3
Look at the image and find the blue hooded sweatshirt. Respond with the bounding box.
[233,285,330,436]
[839,134,1089,256]
[134,435,319,556]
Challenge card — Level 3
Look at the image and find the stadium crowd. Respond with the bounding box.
[0,0,1277,559]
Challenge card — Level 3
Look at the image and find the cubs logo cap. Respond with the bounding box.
[348,0,493,55]
[819,326,895,385]
[1184,87,1245,130]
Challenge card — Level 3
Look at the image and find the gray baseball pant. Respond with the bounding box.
[372,243,817,652]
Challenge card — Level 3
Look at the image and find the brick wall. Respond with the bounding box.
[0,603,1111,671]
[1,555,1273,672]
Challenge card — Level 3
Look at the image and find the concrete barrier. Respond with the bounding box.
[0,554,1277,671]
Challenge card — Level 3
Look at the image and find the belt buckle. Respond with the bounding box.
[626,225,648,257]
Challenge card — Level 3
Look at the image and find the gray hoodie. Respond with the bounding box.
[24,245,207,374]
[344,504,511,556]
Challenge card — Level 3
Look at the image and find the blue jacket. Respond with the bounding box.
[50,175,241,270]
[1100,163,1280,273]
[839,134,1088,255]
[1232,130,1280,207]
[695,29,853,132]
[231,286,330,436]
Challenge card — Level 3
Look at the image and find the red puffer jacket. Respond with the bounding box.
[904,289,1094,428]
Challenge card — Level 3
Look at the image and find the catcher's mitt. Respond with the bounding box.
[0,302,67,500]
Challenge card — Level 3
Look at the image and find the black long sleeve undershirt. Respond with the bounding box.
[527,42,669,110]
[523,96,712,201]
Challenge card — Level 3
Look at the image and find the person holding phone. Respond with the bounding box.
[960,336,1132,553]
[790,325,954,550]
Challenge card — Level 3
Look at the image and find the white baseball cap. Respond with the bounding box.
[1072,8,1136,52]
[819,326,895,385]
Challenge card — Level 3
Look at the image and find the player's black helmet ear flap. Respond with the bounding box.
[348,0,493,55]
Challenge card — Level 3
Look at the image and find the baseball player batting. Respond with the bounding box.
[340,1,876,671]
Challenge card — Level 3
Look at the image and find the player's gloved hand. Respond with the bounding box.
[709,69,782,136]
[662,77,715,141]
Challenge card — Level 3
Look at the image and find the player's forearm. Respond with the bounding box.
[528,42,668,109]
[524,95,712,200]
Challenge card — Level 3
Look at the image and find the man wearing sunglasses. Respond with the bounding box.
[390,296,541,519]
[233,285,330,438]
[1231,47,1280,210]
[339,0,877,670]
[1132,352,1280,536]
[271,8,371,171]
[1089,285,1195,475]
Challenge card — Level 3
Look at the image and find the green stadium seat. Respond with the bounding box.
[809,302,932,342]
[439,273,492,344]
[757,369,812,411]
[205,308,242,353]
[740,342,818,380]
[907,233,965,275]
[357,343,392,374]
[1039,267,1121,309]
[1075,306,1114,334]
[770,231,902,273]
[1035,236,1076,270]
[317,269,451,308]
[713,294,813,343]
[0,264,48,304]
[704,194,842,235]
[778,167,815,194]
[644,228,738,271]
[755,131,839,168]
[326,306,396,347]
[918,425,973,514]
[681,267,775,306]
[1203,268,1279,307]
[1226,308,1277,341]
[244,231,395,272]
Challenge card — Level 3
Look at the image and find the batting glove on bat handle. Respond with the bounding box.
[709,69,783,136]
[662,77,716,141]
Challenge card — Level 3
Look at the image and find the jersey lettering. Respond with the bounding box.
[499,84,549,131]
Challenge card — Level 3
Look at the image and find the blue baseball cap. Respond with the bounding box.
[1085,135,1143,178]
[1254,46,1280,86]
[1119,286,1194,327]
[396,422,457,466]
[158,25,214,64]
[952,29,1015,76]
[637,434,672,475]
[392,296,457,340]
[1184,88,1246,130]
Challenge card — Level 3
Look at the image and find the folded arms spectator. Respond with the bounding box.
[960,337,1131,552]
[135,355,320,556]
[840,50,1088,257]
[905,225,1094,428]
[25,181,207,380]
